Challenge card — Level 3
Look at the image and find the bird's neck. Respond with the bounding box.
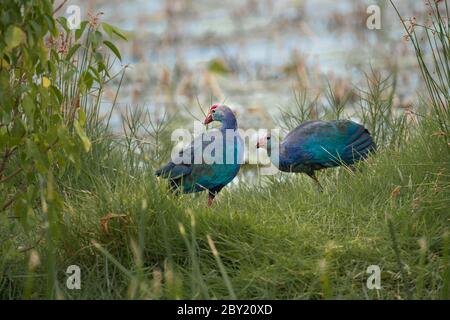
[268,144,290,171]
[220,115,237,131]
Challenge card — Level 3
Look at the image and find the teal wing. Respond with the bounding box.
[155,130,242,193]
[283,120,375,168]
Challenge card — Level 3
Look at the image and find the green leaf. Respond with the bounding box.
[102,22,114,38]
[89,31,103,47]
[77,108,87,127]
[63,68,76,81]
[50,85,63,105]
[66,43,81,61]
[102,22,127,41]
[97,61,111,78]
[11,118,26,139]
[22,95,35,123]
[30,20,42,36]
[5,26,26,50]
[103,40,122,61]
[88,65,101,82]
[75,21,88,41]
[79,70,94,92]
[74,119,91,152]
[57,16,70,33]
[50,49,60,63]
[44,15,58,36]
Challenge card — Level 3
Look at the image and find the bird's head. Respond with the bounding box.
[204,104,234,125]
[256,133,272,151]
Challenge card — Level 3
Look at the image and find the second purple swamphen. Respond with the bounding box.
[257,120,376,188]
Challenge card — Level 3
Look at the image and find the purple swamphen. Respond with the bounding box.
[257,120,376,188]
[155,105,243,207]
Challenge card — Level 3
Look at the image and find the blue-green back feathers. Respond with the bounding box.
[155,105,242,197]
[280,120,375,171]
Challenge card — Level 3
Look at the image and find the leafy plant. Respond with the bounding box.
[0,0,126,297]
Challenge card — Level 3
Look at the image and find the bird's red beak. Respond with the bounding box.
[204,112,213,125]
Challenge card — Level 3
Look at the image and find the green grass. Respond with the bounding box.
[0,118,448,300]
[0,0,449,301]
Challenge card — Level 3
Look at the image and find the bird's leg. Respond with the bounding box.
[207,193,215,207]
[307,172,323,192]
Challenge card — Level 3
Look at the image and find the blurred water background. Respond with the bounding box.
[59,0,427,129]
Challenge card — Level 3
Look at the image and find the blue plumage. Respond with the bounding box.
[259,120,376,186]
[155,105,242,206]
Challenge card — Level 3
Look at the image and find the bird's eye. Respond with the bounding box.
[212,110,216,113]
[267,136,271,140]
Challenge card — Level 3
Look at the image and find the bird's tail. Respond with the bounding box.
[342,125,376,164]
